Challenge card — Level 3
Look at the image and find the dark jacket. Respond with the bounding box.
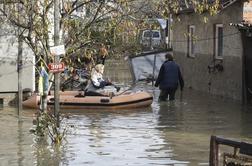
[155,60,184,90]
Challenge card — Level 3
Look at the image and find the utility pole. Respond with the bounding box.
[17,3,23,115]
[54,0,60,126]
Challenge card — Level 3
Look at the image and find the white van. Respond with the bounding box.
[140,30,162,48]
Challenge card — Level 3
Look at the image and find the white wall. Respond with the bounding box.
[0,34,35,92]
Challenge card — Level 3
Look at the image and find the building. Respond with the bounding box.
[0,5,35,106]
[171,0,252,102]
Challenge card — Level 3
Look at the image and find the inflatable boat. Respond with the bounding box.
[22,90,153,110]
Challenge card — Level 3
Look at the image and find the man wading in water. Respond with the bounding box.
[155,53,184,101]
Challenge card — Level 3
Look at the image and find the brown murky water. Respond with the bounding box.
[1,59,252,166]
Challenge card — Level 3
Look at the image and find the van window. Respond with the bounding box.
[143,31,151,37]
[143,30,160,38]
[152,31,160,38]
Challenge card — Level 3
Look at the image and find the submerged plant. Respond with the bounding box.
[32,111,68,145]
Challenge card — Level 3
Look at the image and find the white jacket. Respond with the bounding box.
[91,70,104,87]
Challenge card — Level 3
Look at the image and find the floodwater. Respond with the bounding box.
[1,84,252,166]
[1,59,252,166]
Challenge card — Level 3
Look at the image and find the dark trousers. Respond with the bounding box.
[101,57,105,65]
[159,88,177,101]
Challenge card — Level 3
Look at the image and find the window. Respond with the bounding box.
[143,31,151,37]
[142,30,160,38]
[187,25,195,57]
[152,31,160,38]
[214,24,223,59]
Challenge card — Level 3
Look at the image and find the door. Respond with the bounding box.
[241,32,252,103]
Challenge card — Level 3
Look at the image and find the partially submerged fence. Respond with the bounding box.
[209,135,252,166]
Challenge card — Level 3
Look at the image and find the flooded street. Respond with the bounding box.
[1,85,252,166]
[1,59,252,166]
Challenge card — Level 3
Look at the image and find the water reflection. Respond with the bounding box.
[31,113,71,166]
[61,108,189,166]
[0,107,34,165]
[17,120,25,166]
[33,138,62,166]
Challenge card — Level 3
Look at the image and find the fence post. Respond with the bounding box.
[209,135,219,166]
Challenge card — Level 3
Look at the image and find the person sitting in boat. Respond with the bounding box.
[85,64,120,96]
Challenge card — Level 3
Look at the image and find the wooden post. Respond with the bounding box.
[209,135,219,166]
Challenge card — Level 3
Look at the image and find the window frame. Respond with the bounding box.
[214,24,224,59]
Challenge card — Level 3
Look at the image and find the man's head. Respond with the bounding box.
[165,53,173,61]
